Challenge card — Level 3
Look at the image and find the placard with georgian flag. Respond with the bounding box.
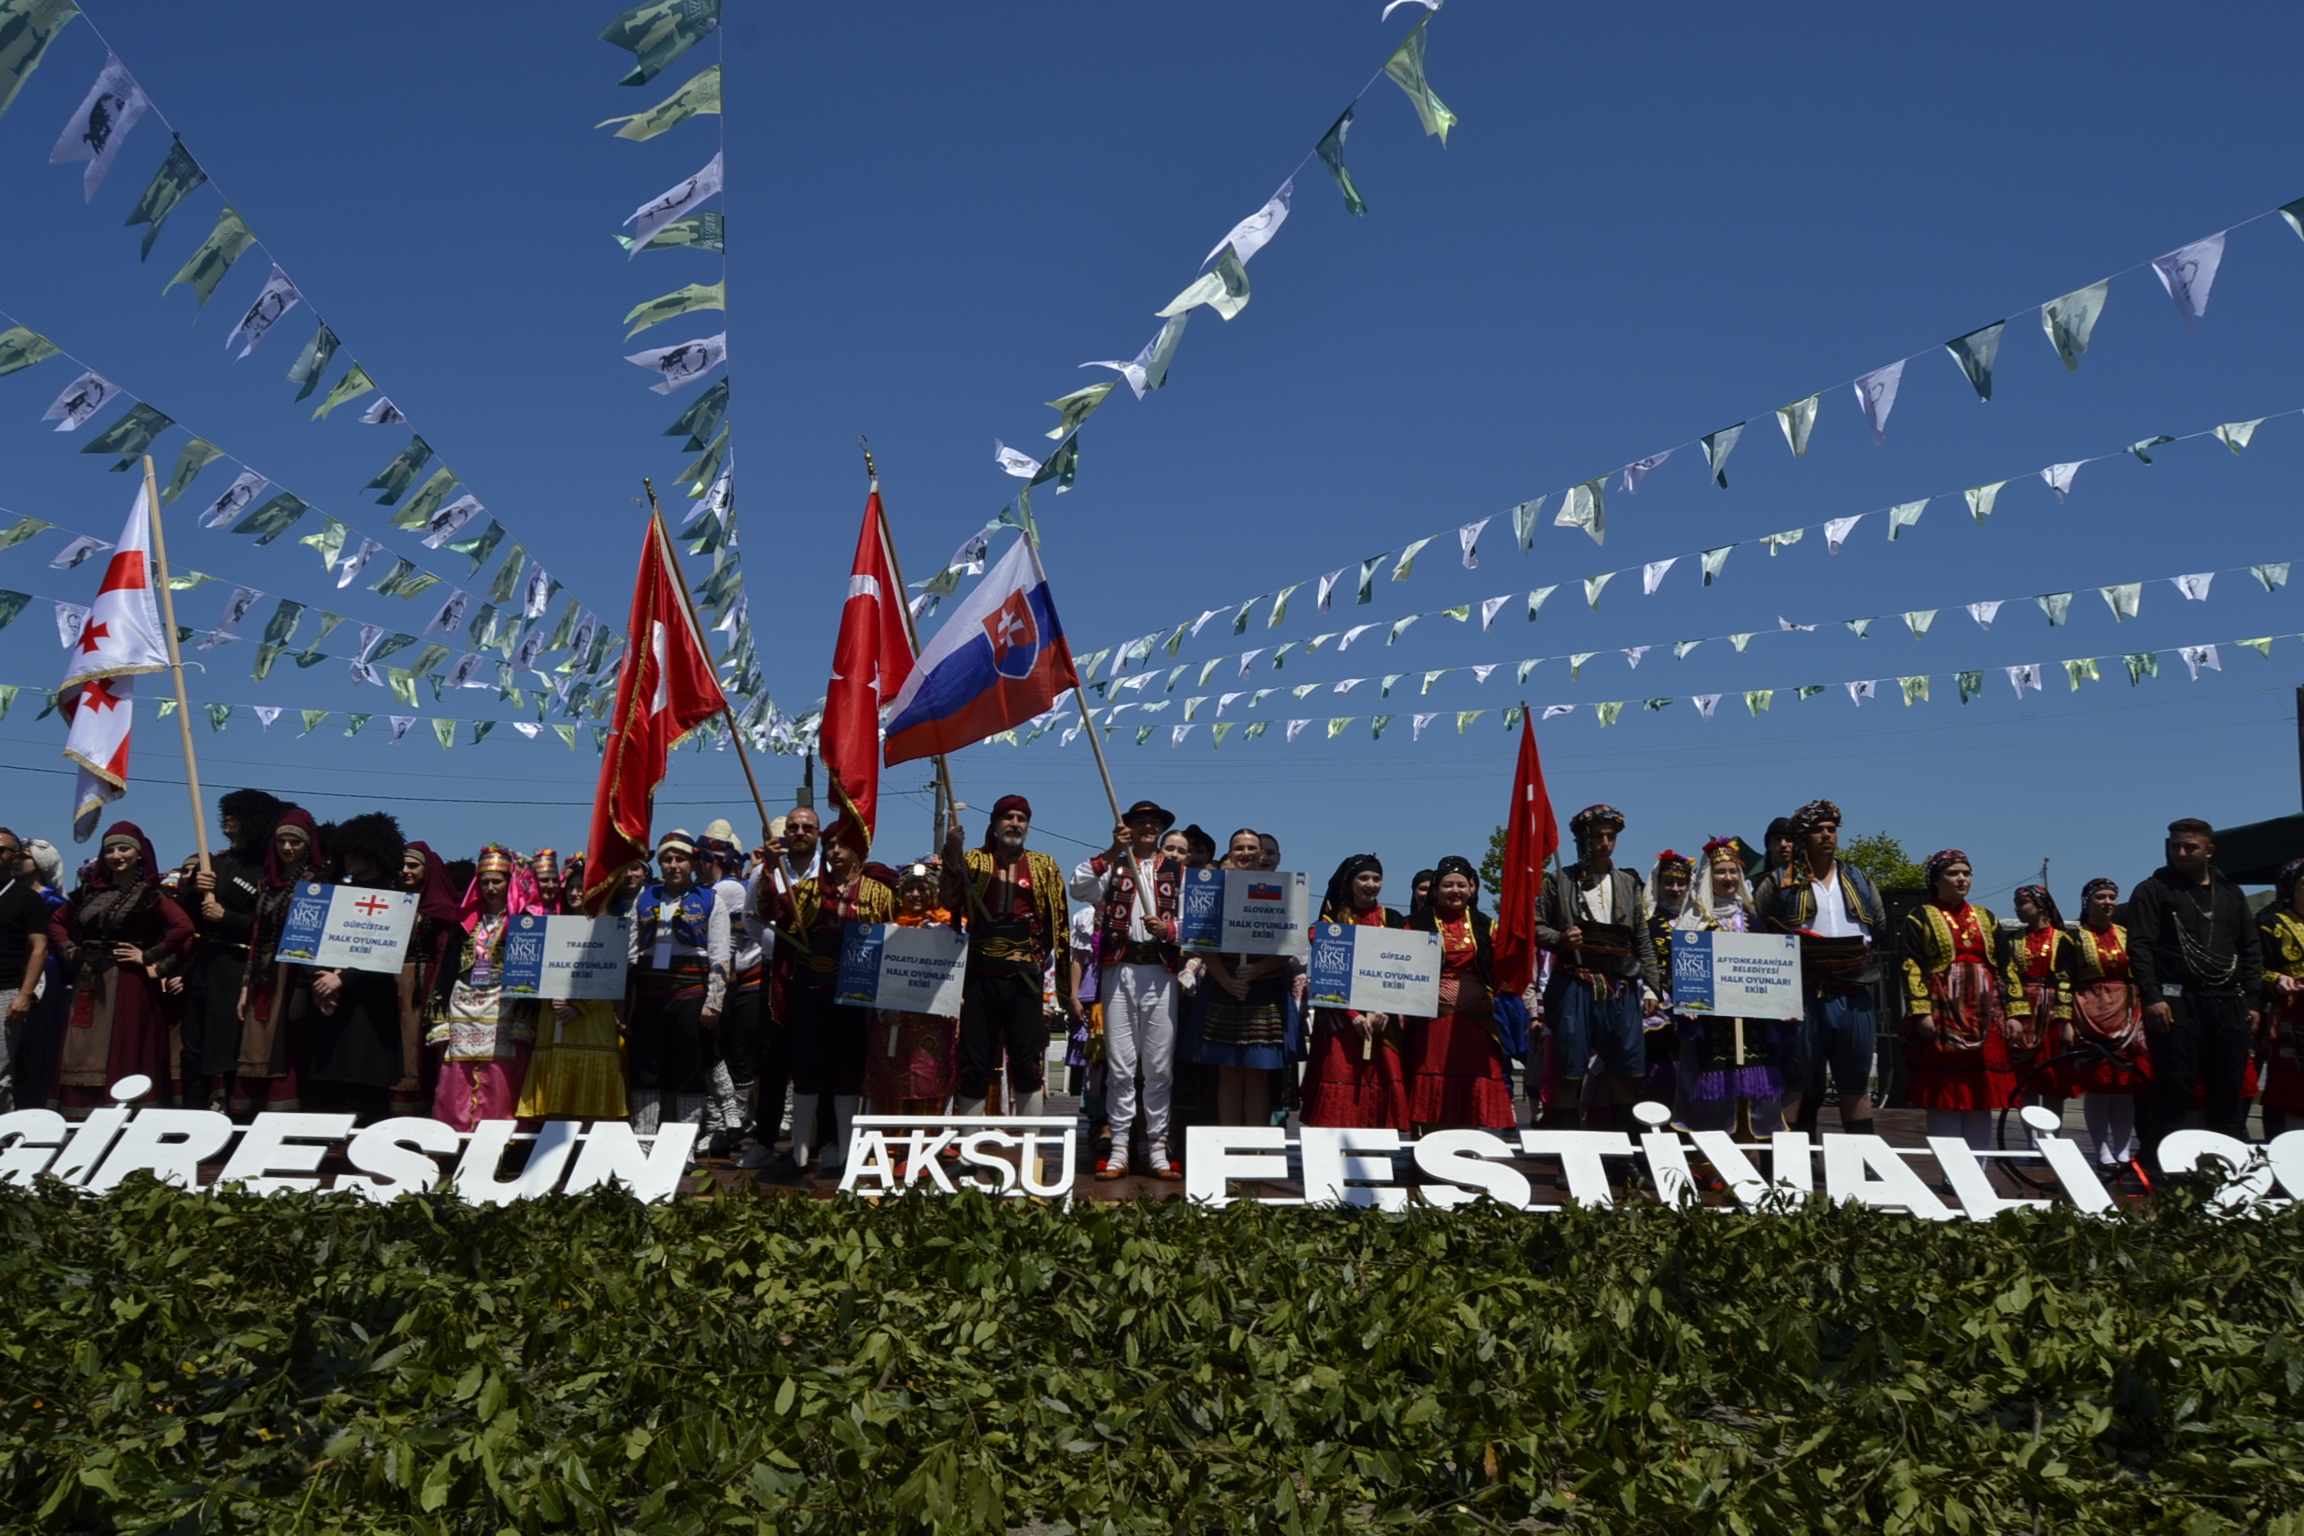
[273,883,418,972]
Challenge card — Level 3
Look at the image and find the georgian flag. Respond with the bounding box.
[60,485,171,840]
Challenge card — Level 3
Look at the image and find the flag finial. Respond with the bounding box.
[857,434,878,486]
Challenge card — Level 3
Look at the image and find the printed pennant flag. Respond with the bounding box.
[1775,394,1819,457]
[1157,243,1250,321]
[2099,582,2141,622]
[233,492,308,544]
[1479,594,1508,631]
[1956,671,1984,704]
[2252,562,2290,593]
[2036,592,2071,626]
[314,364,376,420]
[0,324,59,378]
[1383,16,1458,143]
[1583,571,1614,610]
[50,54,148,201]
[1887,499,1928,540]
[42,370,117,431]
[626,151,723,256]
[1458,517,1488,569]
[2151,232,2224,328]
[298,516,347,571]
[617,210,723,255]
[1618,451,1670,494]
[599,0,721,86]
[1554,478,1606,545]
[1967,600,2002,630]
[2121,651,2159,686]
[1845,679,1876,706]
[160,438,221,503]
[0,0,82,126]
[1964,481,2006,525]
[79,402,171,467]
[2041,279,2110,371]
[1315,104,1367,217]
[163,206,256,311]
[1903,609,1936,639]
[597,60,719,140]
[1081,311,1186,400]
[2215,418,2264,454]
[48,535,106,570]
[2040,461,2083,502]
[1203,178,1292,266]
[2126,434,2175,465]
[1744,691,1773,716]
[2171,572,2214,602]
[284,322,338,402]
[1698,546,1731,585]
[623,278,724,338]
[1509,497,1546,552]
[1852,360,1904,444]
[1898,676,1930,707]
[1823,516,1861,553]
[1355,554,1388,603]
[1642,558,1675,595]
[1044,381,1113,439]
[122,136,206,259]
[225,266,301,359]
[2063,657,2100,691]
[1699,423,1743,488]
[1393,536,1434,582]
[1945,321,2003,402]
[626,332,726,393]
[1692,694,1720,721]
[1527,585,1556,620]
[2178,644,2220,681]
[2007,663,2041,699]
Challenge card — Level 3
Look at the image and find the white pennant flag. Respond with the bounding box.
[1479,595,1509,631]
[1845,679,1877,706]
[1337,622,1377,650]
[2152,231,2225,328]
[42,371,118,432]
[360,397,407,426]
[1617,451,1671,494]
[225,267,303,359]
[1967,600,2002,630]
[2040,461,2084,502]
[1333,678,1365,694]
[425,589,472,637]
[1542,704,1575,720]
[199,469,267,529]
[2100,583,2142,622]
[49,535,109,570]
[2006,663,2041,698]
[50,55,149,202]
[1217,691,1246,716]
[625,332,727,394]
[513,622,549,672]
[1317,568,1345,611]
[1080,313,1187,400]
[1778,616,1816,632]
[445,651,486,690]
[1904,609,1936,639]
[1237,649,1263,677]
[2178,644,2220,681]
[217,586,262,636]
[336,537,384,589]
[1852,359,1905,444]
[389,715,417,745]
[1190,607,1231,637]
[1286,719,1310,744]
[1411,711,1439,740]
[1173,724,1196,747]
[1554,479,1606,545]
[1622,646,1650,668]
[55,602,89,650]
[1471,664,1497,684]
[1203,178,1292,266]
[2171,572,2214,602]
[993,439,1042,479]
[1692,694,1720,721]
[522,564,555,619]
[2036,592,2072,626]
[626,152,723,256]
[1642,558,1676,595]
[1699,546,1732,586]
[1824,516,1862,552]
[191,628,236,652]
[421,494,483,549]
[1458,517,1489,569]
[253,705,281,731]
[513,721,541,740]
[354,623,386,664]
[1887,499,1928,540]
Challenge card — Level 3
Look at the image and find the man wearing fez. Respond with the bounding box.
[940,795,1074,1122]
[1535,805,1662,1131]
[1070,799,1187,1179]
[2126,817,2262,1159]
[1751,799,1885,1137]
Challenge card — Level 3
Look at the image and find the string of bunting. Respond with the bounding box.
[0,0,624,675]
[1067,400,2302,688]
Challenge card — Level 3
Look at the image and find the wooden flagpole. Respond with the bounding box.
[141,454,210,874]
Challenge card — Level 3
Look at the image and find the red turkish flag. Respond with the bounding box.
[816,488,915,845]
[1490,711,1559,996]
[579,513,726,912]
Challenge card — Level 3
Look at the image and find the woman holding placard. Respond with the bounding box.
[428,846,541,1132]
[1899,850,2028,1150]
[1403,857,1512,1132]
[866,863,960,1121]
[1670,838,1783,1135]
[1186,829,1300,1128]
[1299,853,1410,1132]
[232,810,323,1114]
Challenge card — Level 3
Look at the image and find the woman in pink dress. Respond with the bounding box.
[428,845,541,1130]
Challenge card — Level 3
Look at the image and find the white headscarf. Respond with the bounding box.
[1679,842,1753,931]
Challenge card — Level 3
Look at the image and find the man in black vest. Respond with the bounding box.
[184,788,284,1113]
[2127,817,2263,1159]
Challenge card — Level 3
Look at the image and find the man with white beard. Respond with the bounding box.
[939,795,1073,1122]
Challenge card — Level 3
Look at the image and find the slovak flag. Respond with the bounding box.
[883,532,1078,767]
[61,483,170,841]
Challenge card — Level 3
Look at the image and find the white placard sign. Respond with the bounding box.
[1670,929,1804,1021]
[273,882,417,973]
[502,914,631,1001]
[838,922,969,1015]
[1220,870,1311,957]
[1307,923,1441,1016]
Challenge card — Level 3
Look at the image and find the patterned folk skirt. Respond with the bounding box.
[865,1009,958,1103]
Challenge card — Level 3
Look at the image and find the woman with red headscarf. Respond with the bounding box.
[429,844,541,1130]
[1898,849,2027,1150]
[392,840,465,1117]
[46,821,193,1113]
[233,809,322,1113]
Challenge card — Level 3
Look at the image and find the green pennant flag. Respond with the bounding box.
[258,597,304,649]
[2041,280,2110,371]
[428,719,455,747]
[393,464,457,529]
[0,0,79,125]
[161,437,221,503]
[298,516,348,571]
[450,519,505,577]
[0,589,30,630]
[313,362,375,420]
[294,709,325,735]
[408,642,451,678]
[284,322,337,402]
[372,559,441,600]
[624,278,725,340]
[553,724,576,750]
[617,209,724,255]
[233,492,309,544]
[387,668,418,708]
[80,403,174,469]
[2063,658,2100,691]
[665,377,728,451]
[366,435,433,505]
[598,60,720,139]
[1744,690,1773,716]
[1315,103,1368,216]
[1898,676,1930,707]
[1031,433,1079,493]
[0,684,15,721]
[158,700,177,721]
[1044,382,1113,440]
[1371,714,1393,740]
[485,543,528,605]
[471,720,494,746]
[1594,702,1623,727]
[0,516,51,550]
[601,0,720,86]
[2121,651,2159,686]
[204,702,232,733]
[163,206,256,310]
[1957,670,1984,704]
[345,714,372,737]
[1945,321,2003,402]
[0,323,58,379]
[36,688,62,720]
[679,424,729,492]
[123,136,205,260]
[590,724,609,752]
[1383,16,1458,143]
[544,602,582,652]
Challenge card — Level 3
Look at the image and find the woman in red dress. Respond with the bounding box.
[2257,858,2304,1140]
[1403,856,1513,1132]
[1898,850,2027,1149]
[2067,877,2152,1175]
[2010,884,2074,1117]
[48,822,193,1114]
[1299,853,1409,1131]
[864,863,960,1119]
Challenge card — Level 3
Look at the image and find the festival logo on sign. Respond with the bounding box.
[982,589,1041,678]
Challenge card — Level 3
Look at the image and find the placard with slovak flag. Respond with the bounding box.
[882,533,1078,766]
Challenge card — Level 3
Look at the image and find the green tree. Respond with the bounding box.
[1840,829,1928,890]
[1479,823,1507,896]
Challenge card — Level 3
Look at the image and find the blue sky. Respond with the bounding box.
[1,1,2301,907]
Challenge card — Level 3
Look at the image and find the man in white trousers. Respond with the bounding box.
[1070,800,1187,1181]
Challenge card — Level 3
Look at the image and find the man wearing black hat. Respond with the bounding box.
[1070,800,1188,1179]
[941,794,1074,1124]
[1535,804,1662,1131]
[184,787,284,1112]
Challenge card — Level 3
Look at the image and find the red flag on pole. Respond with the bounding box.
[580,512,726,912]
[1491,711,1558,996]
[816,487,916,845]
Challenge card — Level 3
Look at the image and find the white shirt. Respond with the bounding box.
[1808,867,1865,939]
[718,875,763,971]
[1577,871,1617,927]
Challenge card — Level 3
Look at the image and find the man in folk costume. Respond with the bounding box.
[763,816,893,1172]
[182,788,283,1112]
[694,821,760,1155]
[939,794,1074,1123]
[2126,817,2263,1162]
[1535,805,1661,1131]
[624,829,731,1141]
[1069,800,1188,1180]
[1751,799,1885,1137]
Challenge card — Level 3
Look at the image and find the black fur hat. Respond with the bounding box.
[219,788,286,839]
[331,812,404,880]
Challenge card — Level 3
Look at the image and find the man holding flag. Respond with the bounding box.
[61,482,171,841]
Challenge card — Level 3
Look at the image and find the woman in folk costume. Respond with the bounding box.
[2010,885,2075,1114]
[47,822,193,1114]
[428,845,542,1131]
[233,810,323,1115]
[304,813,411,1123]
[2066,877,2153,1174]
[390,841,463,1116]
[1899,849,2028,1150]
[625,829,732,1141]
[864,862,959,1118]
[1670,838,1785,1134]
[763,817,892,1172]
[530,849,564,915]
[1637,850,1695,1109]
[1186,829,1305,1128]
[2256,859,2304,1140]
[1299,852,1410,1132]
[1404,855,1513,1132]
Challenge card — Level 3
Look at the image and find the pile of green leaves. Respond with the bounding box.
[3,1182,2302,1534]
